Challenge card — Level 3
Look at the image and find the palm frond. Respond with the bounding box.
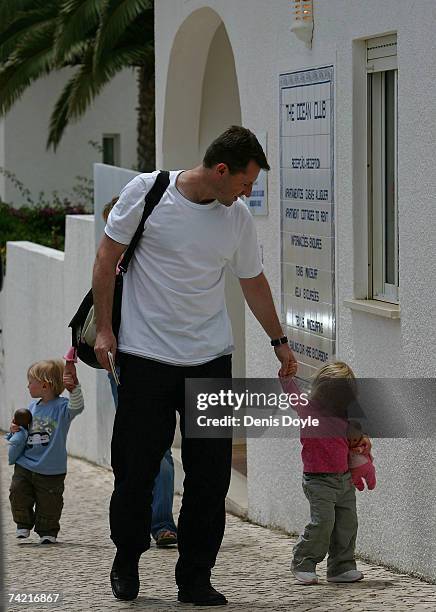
[94,0,152,66]
[47,42,146,150]
[0,2,59,63]
[0,23,57,115]
[68,44,148,117]
[0,0,51,32]
[54,0,102,63]
[0,0,155,160]
[46,77,76,150]
[116,10,154,50]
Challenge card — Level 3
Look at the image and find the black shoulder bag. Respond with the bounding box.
[68,171,170,368]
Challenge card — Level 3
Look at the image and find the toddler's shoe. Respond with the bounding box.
[16,528,30,539]
[327,570,363,583]
[39,535,57,545]
[291,568,319,585]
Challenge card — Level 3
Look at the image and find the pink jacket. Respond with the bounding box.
[281,377,377,489]
[281,377,349,473]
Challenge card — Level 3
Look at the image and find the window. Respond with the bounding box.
[102,134,120,166]
[367,35,398,303]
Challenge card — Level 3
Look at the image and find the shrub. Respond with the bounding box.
[0,168,92,268]
[0,200,87,267]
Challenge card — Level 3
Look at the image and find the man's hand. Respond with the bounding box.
[9,421,20,434]
[351,435,372,455]
[94,329,117,372]
[275,343,298,378]
[92,235,126,371]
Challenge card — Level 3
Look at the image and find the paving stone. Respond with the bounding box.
[1,442,435,611]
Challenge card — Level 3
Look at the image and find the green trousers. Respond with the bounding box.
[292,472,358,577]
[9,464,66,537]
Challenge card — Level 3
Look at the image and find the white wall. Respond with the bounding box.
[93,163,139,249]
[63,216,103,462]
[155,0,436,580]
[0,218,110,465]
[0,68,137,206]
[0,118,5,197]
[0,287,6,424]
[3,242,67,420]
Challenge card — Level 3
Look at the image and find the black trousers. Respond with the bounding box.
[109,352,232,587]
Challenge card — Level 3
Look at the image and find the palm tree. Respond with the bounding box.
[0,0,155,171]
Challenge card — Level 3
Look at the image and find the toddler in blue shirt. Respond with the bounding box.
[5,358,84,544]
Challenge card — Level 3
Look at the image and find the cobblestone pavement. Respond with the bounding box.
[1,444,436,612]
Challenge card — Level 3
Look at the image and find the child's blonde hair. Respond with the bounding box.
[312,361,356,390]
[27,360,65,396]
[102,196,119,222]
[311,361,357,413]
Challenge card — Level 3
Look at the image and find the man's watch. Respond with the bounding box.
[270,336,288,347]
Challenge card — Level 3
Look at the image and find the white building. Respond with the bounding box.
[152,0,435,580]
[0,68,137,205]
[1,0,435,584]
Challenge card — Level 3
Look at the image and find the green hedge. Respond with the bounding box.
[0,201,87,264]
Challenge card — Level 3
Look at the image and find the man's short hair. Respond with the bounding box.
[203,126,270,174]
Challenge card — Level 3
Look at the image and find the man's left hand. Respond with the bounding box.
[275,343,298,377]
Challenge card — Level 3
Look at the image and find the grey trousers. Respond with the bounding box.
[292,472,358,577]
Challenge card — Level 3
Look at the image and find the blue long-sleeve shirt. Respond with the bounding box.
[4,385,84,475]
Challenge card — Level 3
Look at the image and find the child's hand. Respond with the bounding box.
[64,361,78,382]
[278,362,298,380]
[351,435,372,455]
[287,361,298,377]
[63,362,79,392]
[63,373,76,392]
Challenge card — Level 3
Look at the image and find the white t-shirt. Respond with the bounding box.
[105,170,263,365]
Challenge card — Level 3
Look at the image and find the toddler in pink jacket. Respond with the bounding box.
[280,361,374,586]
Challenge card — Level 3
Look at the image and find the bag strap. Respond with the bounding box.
[118,170,170,273]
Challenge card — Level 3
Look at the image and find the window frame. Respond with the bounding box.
[366,36,399,304]
[102,134,121,167]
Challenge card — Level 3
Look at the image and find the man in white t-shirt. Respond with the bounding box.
[93,126,297,605]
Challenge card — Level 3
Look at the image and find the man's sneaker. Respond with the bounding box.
[327,569,364,583]
[39,535,57,545]
[291,568,319,585]
[16,528,30,539]
[177,584,228,606]
[155,529,177,547]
